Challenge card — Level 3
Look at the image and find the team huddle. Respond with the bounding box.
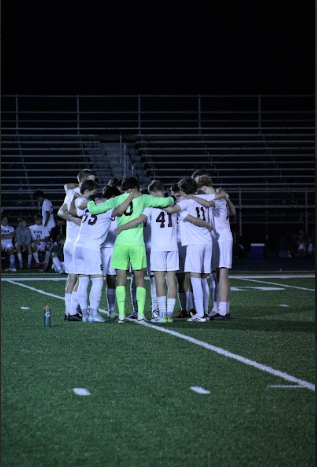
[56,168,235,324]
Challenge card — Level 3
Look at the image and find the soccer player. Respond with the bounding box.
[57,169,95,321]
[15,217,32,269]
[192,175,235,320]
[164,177,225,322]
[1,215,16,272]
[87,176,175,323]
[33,190,56,234]
[29,215,51,268]
[74,179,140,323]
[50,234,66,273]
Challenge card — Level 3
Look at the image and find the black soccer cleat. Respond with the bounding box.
[67,312,82,321]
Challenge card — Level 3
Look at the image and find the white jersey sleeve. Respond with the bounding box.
[176,199,211,246]
[75,197,88,218]
[74,208,114,252]
[42,198,56,231]
[64,188,81,242]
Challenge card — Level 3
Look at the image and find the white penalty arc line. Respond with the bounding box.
[6,280,315,392]
[236,277,315,292]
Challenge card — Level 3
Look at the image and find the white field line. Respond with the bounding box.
[267,385,306,389]
[5,280,316,392]
[190,386,211,394]
[236,277,315,292]
[72,388,91,396]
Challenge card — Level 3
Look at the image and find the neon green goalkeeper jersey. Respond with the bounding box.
[87,194,174,246]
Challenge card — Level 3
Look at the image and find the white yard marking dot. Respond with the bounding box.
[72,388,91,396]
[190,386,211,394]
[21,306,30,309]
[279,304,290,307]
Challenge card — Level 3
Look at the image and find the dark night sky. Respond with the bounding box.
[2,2,315,96]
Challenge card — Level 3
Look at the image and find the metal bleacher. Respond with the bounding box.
[1,94,315,245]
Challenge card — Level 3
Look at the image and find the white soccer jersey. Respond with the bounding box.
[143,215,152,250]
[177,199,211,246]
[42,198,56,232]
[63,188,84,242]
[101,215,117,248]
[29,224,50,242]
[142,207,178,252]
[195,194,232,242]
[1,224,15,238]
[74,201,114,252]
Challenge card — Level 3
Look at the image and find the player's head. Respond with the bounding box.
[34,214,42,225]
[102,186,121,199]
[1,215,9,226]
[121,177,140,192]
[79,179,98,197]
[196,175,214,192]
[192,168,210,183]
[148,180,165,198]
[140,188,149,195]
[33,189,45,201]
[77,169,95,184]
[178,177,198,195]
[17,217,27,227]
[170,183,181,202]
[107,177,123,191]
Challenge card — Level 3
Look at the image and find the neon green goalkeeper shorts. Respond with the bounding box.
[110,244,147,271]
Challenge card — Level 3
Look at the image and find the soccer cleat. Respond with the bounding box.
[209,313,230,321]
[137,315,148,322]
[166,315,174,323]
[34,263,42,269]
[174,309,190,318]
[150,316,167,324]
[109,311,118,320]
[7,267,17,272]
[187,315,207,323]
[189,309,196,317]
[81,310,89,323]
[67,312,82,321]
[116,317,125,324]
[64,314,69,321]
[88,309,108,323]
[128,310,138,319]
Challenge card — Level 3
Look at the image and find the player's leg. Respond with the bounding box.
[88,274,107,322]
[153,270,167,321]
[77,273,90,322]
[129,245,147,321]
[111,244,130,322]
[186,245,207,322]
[6,245,16,271]
[16,243,23,268]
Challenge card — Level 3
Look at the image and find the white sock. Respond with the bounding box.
[157,295,167,318]
[201,278,209,314]
[106,287,116,312]
[9,255,15,266]
[190,278,204,317]
[52,257,61,271]
[33,252,39,263]
[177,292,187,310]
[65,293,72,316]
[212,301,219,312]
[187,290,194,310]
[130,276,138,312]
[27,254,32,265]
[78,276,90,312]
[218,302,227,316]
[17,252,23,263]
[69,290,79,316]
[167,298,176,316]
[150,276,158,312]
[89,277,104,310]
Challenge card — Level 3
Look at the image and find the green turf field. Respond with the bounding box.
[1,273,315,467]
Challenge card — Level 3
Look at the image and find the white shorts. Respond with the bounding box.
[150,250,179,272]
[101,247,116,275]
[1,241,14,252]
[178,244,186,273]
[212,239,233,270]
[64,240,76,274]
[32,241,50,253]
[185,243,212,274]
[74,246,103,276]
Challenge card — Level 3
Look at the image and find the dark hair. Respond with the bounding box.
[121,176,140,191]
[178,177,198,195]
[170,183,180,193]
[33,190,45,199]
[77,169,94,183]
[196,175,214,189]
[191,169,210,179]
[56,234,66,242]
[140,188,149,195]
[148,180,165,193]
[107,177,122,188]
[80,179,98,194]
[102,185,121,199]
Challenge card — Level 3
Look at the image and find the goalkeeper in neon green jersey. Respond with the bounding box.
[87,176,175,323]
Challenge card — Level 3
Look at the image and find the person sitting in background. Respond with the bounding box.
[29,214,51,268]
[15,217,32,269]
[1,214,16,272]
[50,218,67,244]
[48,235,66,274]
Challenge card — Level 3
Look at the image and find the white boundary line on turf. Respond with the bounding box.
[236,277,315,291]
[6,279,315,392]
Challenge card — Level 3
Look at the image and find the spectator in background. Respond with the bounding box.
[33,189,56,234]
[15,217,32,269]
[50,218,67,244]
[1,214,16,272]
[29,214,51,268]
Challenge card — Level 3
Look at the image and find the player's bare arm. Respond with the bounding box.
[114,214,147,236]
[225,194,236,216]
[183,213,213,232]
[57,202,81,226]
